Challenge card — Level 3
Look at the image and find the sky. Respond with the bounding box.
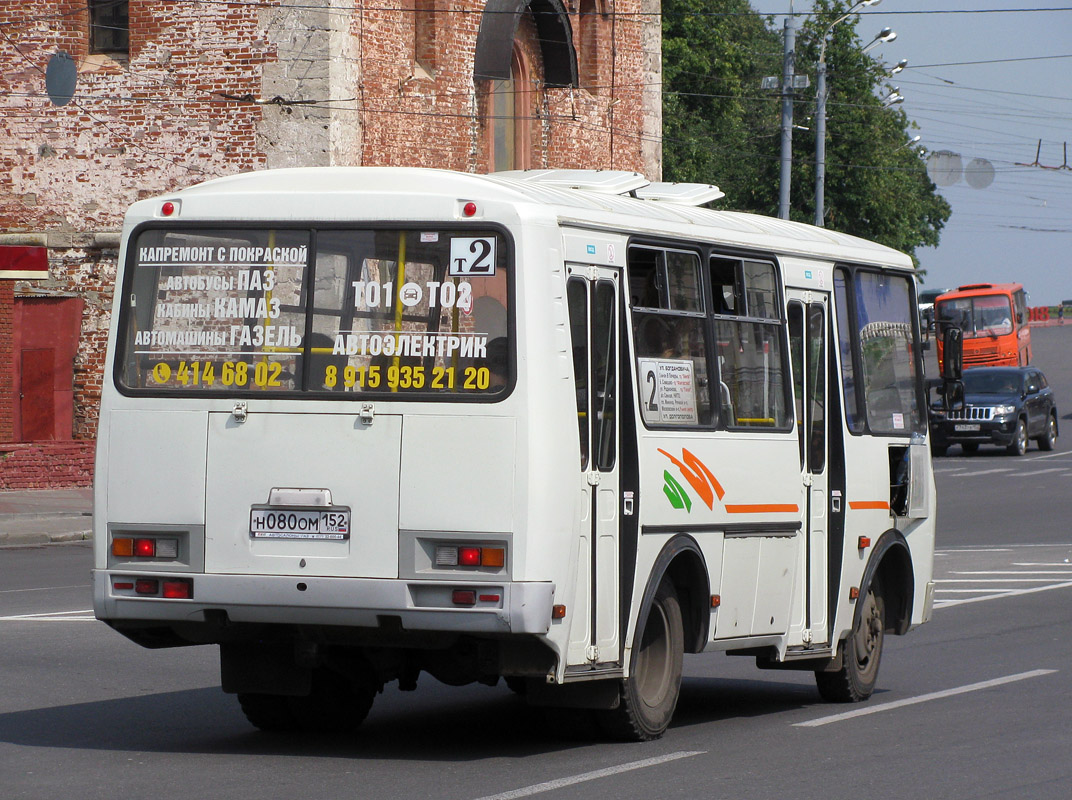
[779,2,1072,305]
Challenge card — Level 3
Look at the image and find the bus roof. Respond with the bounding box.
[938,283,1024,301]
[128,167,915,270]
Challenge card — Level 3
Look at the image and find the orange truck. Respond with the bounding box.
[935,283,1031,371]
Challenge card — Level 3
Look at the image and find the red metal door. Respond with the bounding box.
[19,349,56,441]
[12,296,83,441]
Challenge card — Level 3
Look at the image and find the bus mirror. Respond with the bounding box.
[941,325,962,381]
[944,380,964,412]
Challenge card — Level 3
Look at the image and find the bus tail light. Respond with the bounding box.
[162,579,193,599]
[452,590,477,606]
[112,536,179,560]
[117,577,193,599]
[435,544,506,569]
[459,547,481,566]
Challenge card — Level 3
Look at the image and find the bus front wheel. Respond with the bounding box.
[815,582,885,703]
[598,579,683,741]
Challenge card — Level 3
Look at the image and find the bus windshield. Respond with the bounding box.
[117,226,510,397]
[936,294,1013,338]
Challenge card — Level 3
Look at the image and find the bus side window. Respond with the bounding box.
[710,258,739,314]
[711,256,790,430]
[628,248,662,309]
[567,277,590,469]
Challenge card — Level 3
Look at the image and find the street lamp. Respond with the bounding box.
[862,27,897,54]
[882,87,904,107]
[814,0,886,227]
[896,134,922,151]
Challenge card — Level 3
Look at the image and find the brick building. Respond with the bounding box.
[0,0,662,488]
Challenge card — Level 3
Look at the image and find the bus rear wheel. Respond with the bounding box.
[238,667,377,734]
[815,582,885,703]
[598,579,683,741]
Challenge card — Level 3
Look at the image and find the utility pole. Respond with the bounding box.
[778,17,796,220]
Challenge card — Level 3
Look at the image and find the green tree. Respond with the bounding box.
[662,0,951,264]
[662,0,783,211]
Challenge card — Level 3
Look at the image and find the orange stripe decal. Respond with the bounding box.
[848,501,891,510]
[725,504,800,514]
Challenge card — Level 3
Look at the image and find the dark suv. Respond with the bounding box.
[930,366,1058,456]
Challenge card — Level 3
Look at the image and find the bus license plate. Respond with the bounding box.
[249,507,351,540]
[954,424,980,432]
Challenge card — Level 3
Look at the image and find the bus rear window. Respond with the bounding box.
[118,227,510,397]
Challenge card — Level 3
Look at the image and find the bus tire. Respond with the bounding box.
[289,667,377,734]
[1007,418,1028,456]
[237,693,298,732]
[815,581,885,703]
[598,579,683,741]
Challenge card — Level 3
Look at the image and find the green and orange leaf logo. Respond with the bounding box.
[658,448,724,513]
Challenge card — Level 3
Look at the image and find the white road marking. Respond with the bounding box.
[795,670,1057,728]
[470,752,706,800]
[0,584,91,594]
[936,578,1065,583]
[953,468,1016,477]
[936,548,1013,554]
[1012,468,1069,476]
[1032,451,1072,461]
[935,580,1072,608]
[0,609,95,622]
[953,570,1072,575]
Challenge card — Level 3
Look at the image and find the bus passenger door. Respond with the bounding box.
[788,291,830,647]
[566,266,621,668]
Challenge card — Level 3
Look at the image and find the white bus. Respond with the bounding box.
[94,167,940,740]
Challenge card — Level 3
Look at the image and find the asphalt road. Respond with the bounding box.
[2,326,1072,799]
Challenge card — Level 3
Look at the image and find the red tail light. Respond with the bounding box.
[458,547,481,566]
[452,590,477,606]
[162,579,192,599]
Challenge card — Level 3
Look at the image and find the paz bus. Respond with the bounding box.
[935,283,1030,371]
[93,167,944,741]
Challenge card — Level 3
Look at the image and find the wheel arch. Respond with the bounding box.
[859,529,914,636]
[634,534,710,655]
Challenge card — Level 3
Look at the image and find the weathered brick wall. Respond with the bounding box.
[0,442,95,489]
[33,237,119,440]
[1,0,659,486]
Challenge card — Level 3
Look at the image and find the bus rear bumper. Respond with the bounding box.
[92,570,556,638]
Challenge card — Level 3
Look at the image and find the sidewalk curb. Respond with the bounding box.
[0,530,93,547]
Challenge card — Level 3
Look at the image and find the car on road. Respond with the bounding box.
[930,365,1058,456]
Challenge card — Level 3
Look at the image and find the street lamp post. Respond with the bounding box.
[813,0,889,227]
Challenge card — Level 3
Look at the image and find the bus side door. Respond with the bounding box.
[566,266,622,668]
[787,289,831,647]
